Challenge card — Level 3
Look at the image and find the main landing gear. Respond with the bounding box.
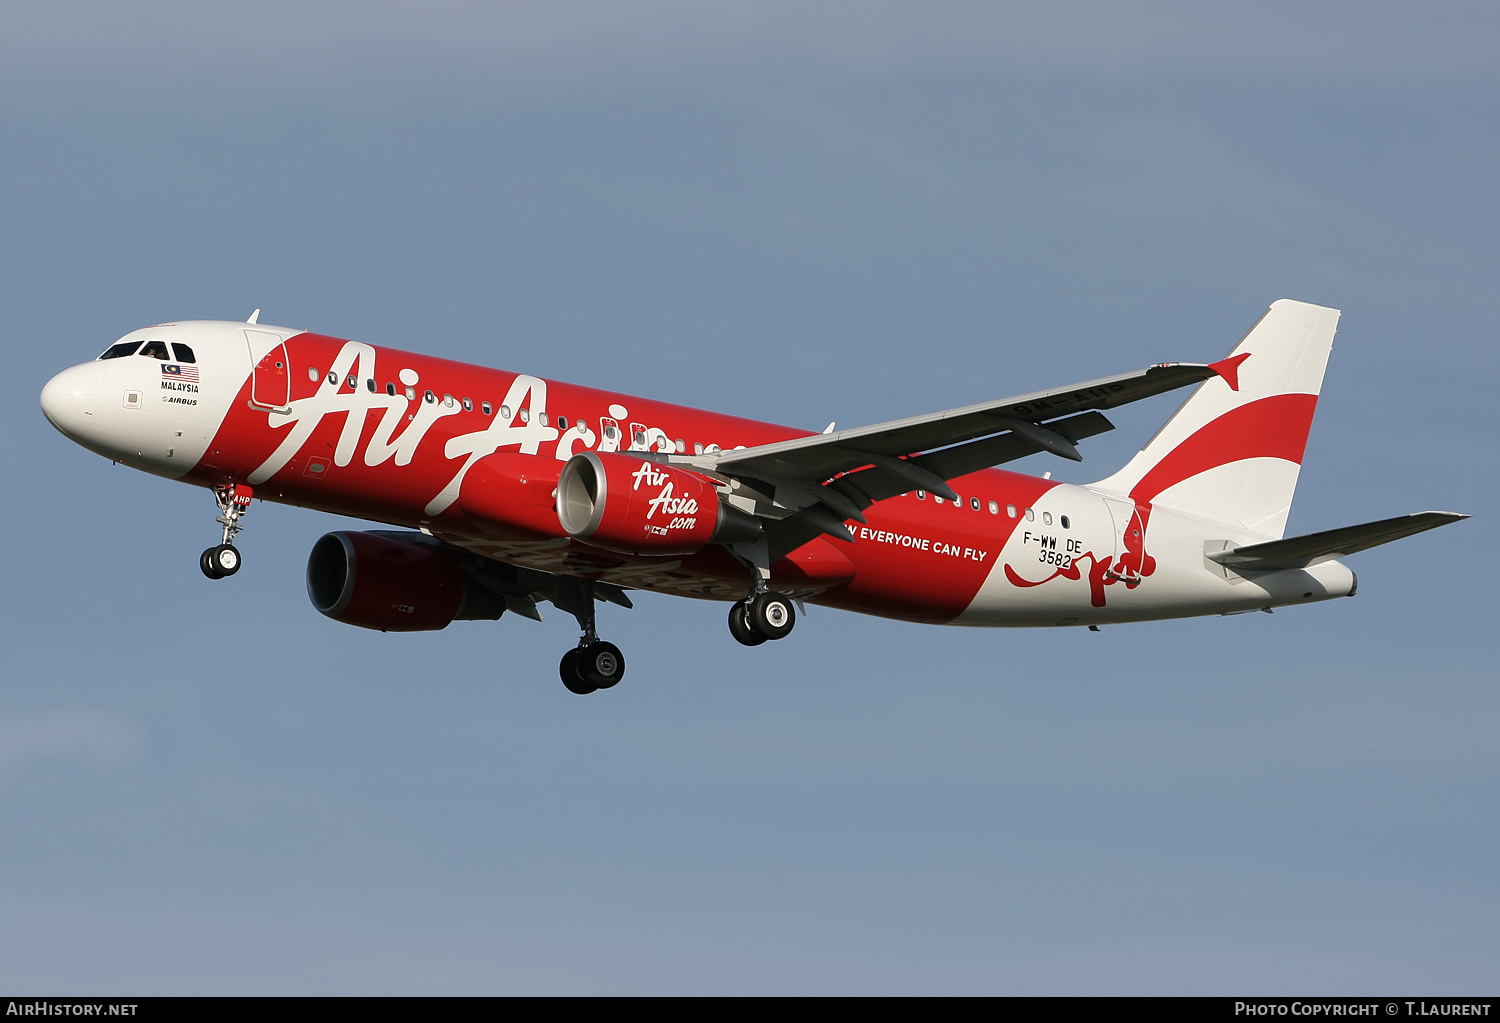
[201,483,253,580]
[727,590,797,647]
[559,579,626,695]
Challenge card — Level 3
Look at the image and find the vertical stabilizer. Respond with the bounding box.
[1090,299,1340,539]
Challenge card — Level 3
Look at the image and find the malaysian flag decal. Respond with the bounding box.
[162,363,200,383]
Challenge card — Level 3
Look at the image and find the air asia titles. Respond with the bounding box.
[245,340,731,519]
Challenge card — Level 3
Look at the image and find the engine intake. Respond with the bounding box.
[306,531,505,632]
[557,451,760,556]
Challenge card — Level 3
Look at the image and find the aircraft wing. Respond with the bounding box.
[1207,511,1469,571]
[703,362,1219,549]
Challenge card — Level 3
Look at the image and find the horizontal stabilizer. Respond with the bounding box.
[1208,511,1469,571]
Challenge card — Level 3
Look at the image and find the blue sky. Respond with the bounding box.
[1,2,1495,993]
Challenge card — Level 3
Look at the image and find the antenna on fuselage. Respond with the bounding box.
[246,309,261,324]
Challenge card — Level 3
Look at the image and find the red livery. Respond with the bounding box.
[41,300,1466,694]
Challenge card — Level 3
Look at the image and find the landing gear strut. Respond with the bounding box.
[559,579,626,695]
[201,484,252,580]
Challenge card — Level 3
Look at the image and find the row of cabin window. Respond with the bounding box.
[912,490,1070,529]
[95,347,1072,527]
[309,368,720,455]
[99,339,196,363]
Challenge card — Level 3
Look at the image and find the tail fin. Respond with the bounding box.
[1090,299,1340,539]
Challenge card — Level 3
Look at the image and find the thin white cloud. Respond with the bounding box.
[0,1,1494,84]
[0,708,142,769]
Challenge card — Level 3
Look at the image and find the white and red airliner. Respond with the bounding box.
[40,300,1465,693]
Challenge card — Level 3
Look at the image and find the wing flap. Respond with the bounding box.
[712,362,1215,484]
[808,410,1117,515]
[914,410,1115,486]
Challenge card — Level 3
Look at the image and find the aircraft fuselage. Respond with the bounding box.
[40,318,1356,630]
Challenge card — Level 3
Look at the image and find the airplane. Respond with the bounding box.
[39,299,1466,694]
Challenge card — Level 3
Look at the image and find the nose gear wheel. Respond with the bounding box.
[200,544,241,579]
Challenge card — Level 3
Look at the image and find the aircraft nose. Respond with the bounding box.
[40,363,103,434]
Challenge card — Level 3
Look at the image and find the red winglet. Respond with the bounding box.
[1208,352,1251,391]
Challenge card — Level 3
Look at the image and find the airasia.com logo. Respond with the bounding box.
[631,461,699,522]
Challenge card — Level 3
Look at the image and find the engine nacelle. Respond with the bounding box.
[557,451,760,556]
[306,531,505,632]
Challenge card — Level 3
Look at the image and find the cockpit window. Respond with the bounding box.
[99,341,142,360]
[171,343,196,364]
[138,339,171,360]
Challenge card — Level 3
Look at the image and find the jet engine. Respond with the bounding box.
[306,531,505,631]
[557,451,760,556]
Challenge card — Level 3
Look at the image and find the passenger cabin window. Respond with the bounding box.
[138,339,170,360]
[555,414,567,429]
[1060,515,1071,529]
[170,343,196,364]
[366,379,376,392]
[386,382,396,396]
[970,497,981,511]
[99,341,142,360]
[988,500,1000,515]
[481,402,493,416]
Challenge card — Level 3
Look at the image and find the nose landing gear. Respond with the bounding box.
[200,484,253,580]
